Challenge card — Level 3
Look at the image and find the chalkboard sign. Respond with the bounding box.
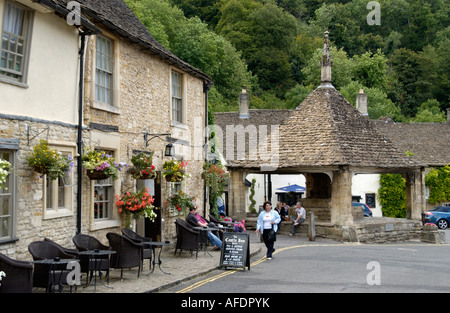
[366,193,376,208]
[219,233,250,270]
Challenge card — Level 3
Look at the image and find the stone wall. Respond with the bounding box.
[0,118,79,259]
[81,35,207,242]
[0,30,208,260]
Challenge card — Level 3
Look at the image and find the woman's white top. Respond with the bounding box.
[263,212,273,229]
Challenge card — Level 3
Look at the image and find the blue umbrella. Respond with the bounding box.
[276,184,306,193]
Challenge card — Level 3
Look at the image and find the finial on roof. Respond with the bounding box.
[320,31,333,86]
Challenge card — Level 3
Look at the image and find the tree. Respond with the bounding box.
[170,0,221,27]
[425,165,450,205]
[216,0,298,96]
[125,0,254,108]
[411,99,446,123]
[378,174,406,218]
[249,178,257,213]
[352,50,387,92]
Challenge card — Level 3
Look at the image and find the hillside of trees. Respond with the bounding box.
[125,0,449,122]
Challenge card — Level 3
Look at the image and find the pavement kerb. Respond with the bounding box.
[146,244,262,293]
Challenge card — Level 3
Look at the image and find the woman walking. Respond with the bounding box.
[256,201,280,259]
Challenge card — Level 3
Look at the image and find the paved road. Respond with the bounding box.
[165,231,450,294]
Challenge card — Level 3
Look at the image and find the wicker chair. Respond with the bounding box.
[185,217,209,247]
[174,218,199,258]
[0,252,33,293]
[121,228,152,271]
[106,232,142,280]
[44,238,79,257]
[72,233,110,285]
[28,241,77,292]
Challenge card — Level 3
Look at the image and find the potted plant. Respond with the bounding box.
[165,190,195,216]
[0,158,11,189]
[82,148,127,180]
[116,187,157,228]
[129,152,157,180]
[162,159,188,182]
[27,140,72,180]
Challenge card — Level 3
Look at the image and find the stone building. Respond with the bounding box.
[78,0,212,243]
[214,32,426,242]
[0,0,212,259]
[0,0,99,259]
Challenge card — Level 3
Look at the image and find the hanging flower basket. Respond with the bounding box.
[27,140,73,180]
[116,187,157,228]
[86,170,110,180]
[162,160,188,182]
[128,152,157,180]
[82,148,127,181]
[164,174,182,183]
[165,190,195,216]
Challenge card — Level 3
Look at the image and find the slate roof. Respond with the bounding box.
[214,86,423,171]
[38,0,212,83]
[374,118,450,167]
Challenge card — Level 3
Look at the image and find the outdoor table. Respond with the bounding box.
[142,241,171,275]
[78,249,116,292]
[33,258,79,293]
[217,220,236,232]
[193,226,220,257]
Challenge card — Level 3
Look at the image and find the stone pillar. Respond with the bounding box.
[228,170,247,220]
[405,168,426,220]
[330,167,354,225]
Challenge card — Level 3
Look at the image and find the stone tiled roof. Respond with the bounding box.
[374,119,450,167]
[214,86,423,171]
[41,0,212,83]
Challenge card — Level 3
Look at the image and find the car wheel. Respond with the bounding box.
[437,219,448,229]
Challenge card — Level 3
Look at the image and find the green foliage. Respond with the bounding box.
[27,140,72,181]
[202,161,229,216]
[249,178,257,213]
[125,0,449,118]
[378,174,406,218]
[124,0,254,109]
[425,165,450,204]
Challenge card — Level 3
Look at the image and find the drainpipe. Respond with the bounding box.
[76,32,87,234]
[203,81,211,217]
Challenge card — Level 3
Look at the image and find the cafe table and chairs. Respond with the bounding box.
[32,258,80,293]
[141,241,171,275]
[78,249,116,292]
[193,226,220,257]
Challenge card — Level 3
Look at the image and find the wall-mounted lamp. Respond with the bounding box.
[164,143,175,157]
[144,133,175,157]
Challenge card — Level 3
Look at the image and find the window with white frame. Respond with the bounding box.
[44,147,74,218]
[0,1,33,84]
[93,150,114,220]
[171,70,183,123]
[95,35,114,105]
[0,149,14,241]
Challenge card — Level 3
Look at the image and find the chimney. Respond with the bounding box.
[320,31,333,87]
[239,85,249,119]
[356,89,368,116]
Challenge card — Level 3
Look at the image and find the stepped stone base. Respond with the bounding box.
[246,215,426,244]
